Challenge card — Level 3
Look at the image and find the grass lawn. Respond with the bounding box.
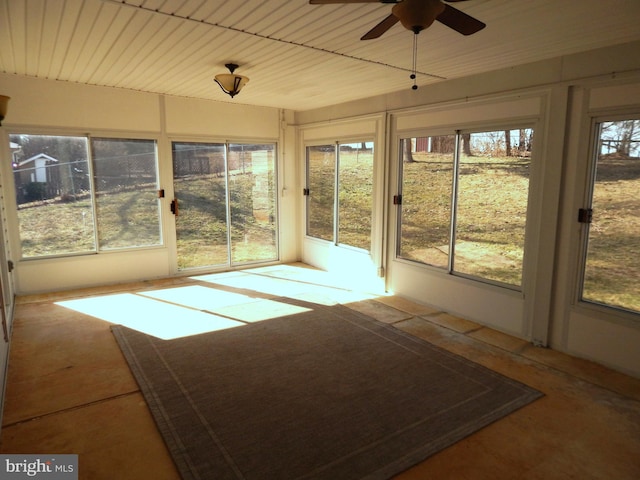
[307,149,374,251]
[583,154,640,311]
[400,152,529,287]
[13,151,639,313]
[173,171,277,269]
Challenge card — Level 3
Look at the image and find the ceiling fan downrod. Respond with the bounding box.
[411,33,418,90]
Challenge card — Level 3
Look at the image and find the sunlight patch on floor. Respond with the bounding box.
[56,289,312,340]
[57,293,244,340]
[209,298,312,323]
[139,285,258,311]
[56,264,380,340]
[140,285,313,322]
[191,268,379,306]
[191,272,313,297]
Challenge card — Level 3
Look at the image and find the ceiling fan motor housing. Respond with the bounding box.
[393,0,446,34]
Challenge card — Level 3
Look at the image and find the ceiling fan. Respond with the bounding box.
[309,0,485,40]
[310,0,485,90]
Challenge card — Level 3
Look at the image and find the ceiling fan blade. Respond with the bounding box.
[436,4,486,35]
[361,13,400,40]
[309,0,386,4]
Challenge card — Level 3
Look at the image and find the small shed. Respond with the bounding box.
[17,153,59,184]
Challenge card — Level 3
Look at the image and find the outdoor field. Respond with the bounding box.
[12,134,640,313]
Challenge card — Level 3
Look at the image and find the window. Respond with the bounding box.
[398,135,454,269]
[580,118,640,314]
[228,143,278,264]
[398,128,533,288]
[10,134,161,258]
[92,138,162,250]
[337,143,374,251]
[305,141,374,252]
[306,145,335,242]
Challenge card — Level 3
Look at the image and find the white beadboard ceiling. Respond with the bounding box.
[1,0,640,111]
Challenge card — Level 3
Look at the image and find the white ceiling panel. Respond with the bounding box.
[1,0,640,111]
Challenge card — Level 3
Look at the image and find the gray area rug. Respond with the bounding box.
[112,298,542,480]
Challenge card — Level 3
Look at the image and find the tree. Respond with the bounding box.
[519,129,528,156]
[403,138,415,163]
[618,120,639,156]
[504,131,512,157]
[462,133,472,156]
[431,135,455,154]
[600,120,640,157]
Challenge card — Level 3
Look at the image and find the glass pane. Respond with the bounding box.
[338,142,373,251]
[228,143,278,264]
[582,119,640,313]
[92,138,161,249]
[10,134,95,257]
[398,136,454,268]
[306,145,335,241]
[172,142,228,269]
[455,129,533,286]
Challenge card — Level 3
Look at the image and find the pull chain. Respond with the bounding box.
[410,33,418,90]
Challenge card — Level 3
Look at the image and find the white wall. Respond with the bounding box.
[295,41,640,125]
[295,40,640,378]
[0,74,298,294]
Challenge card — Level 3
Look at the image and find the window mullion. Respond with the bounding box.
[334,142,340,245]
[86,135,99,253]
[305,148,311,235]
[448,130,461,273]
[224,143,232,266]
[395,138,412,259]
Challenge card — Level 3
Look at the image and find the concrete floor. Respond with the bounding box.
[1,264,639,479]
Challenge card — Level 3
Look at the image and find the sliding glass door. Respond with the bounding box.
[172,141,277,270]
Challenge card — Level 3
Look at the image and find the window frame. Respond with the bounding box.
[304,138,375,254]
[395,124,535,291]
[170,139,280,270]
[305,143,337,244]
[8,130,164,260]
[575,113,640,317]
[91,136,163,252]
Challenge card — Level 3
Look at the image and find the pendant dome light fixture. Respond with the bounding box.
[214,63,249,98]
